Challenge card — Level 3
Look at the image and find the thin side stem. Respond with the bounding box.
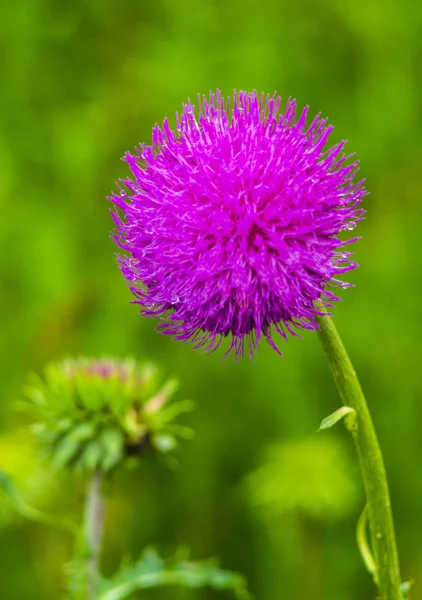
[84,470,105,600]
[315,313,402,600]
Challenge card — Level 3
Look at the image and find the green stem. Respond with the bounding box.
[84,470,105,600]
[315,312,402,600]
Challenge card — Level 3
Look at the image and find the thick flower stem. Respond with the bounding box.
[84,470,105,600]
[315,313,402,600]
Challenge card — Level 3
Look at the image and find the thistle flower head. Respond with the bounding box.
[110,90,366,359]
[26,357,193,473]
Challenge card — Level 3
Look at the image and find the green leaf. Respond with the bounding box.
[64,537,91,600]
[151,399,195,425]
[99,428,124,471]
[400,580,414,598]
[0,469,77,533]
[142,379,181,415]
[81,440,103,472]
[55,418,75,434]
[75,376,104,411]
[52,433,81,469]
[70,422,96,443]
[162,424,195,440]
[318,406,356,432]
[151,433,178,453]
[97,547,251,600]
[357,505,378,583]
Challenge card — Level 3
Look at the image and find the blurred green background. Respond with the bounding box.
[1,0,421,598]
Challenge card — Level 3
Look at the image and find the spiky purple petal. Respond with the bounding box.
[110,90,366,359]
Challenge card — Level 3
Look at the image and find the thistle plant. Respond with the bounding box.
[110,90,405,599]
[7,357,250,600]
[110,90,364,359]
[26,357,193,472]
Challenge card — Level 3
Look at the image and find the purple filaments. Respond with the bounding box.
[63,359,129,381]
[110,90,366,359]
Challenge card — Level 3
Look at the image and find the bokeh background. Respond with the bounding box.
[1,0,421,598]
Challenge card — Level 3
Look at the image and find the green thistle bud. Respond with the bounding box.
[25,357,194,473]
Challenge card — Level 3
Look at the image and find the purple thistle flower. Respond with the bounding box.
[110,90,366,360]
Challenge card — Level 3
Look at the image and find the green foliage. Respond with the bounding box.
[247,436,359,523]
[0,469,77,533]
[64,540,91,600]
[64,540,251,600]
[318,406,356,432]
[356,505,377,583]
[0,429,56,528]
[25,358,193,473]
[96,548,251,600]
[400,580,415,598]
[2,0,422,597]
